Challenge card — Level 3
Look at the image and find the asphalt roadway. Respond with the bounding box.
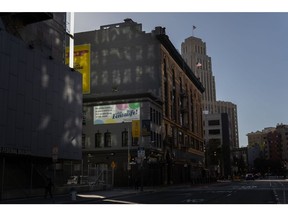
[1,179,288,204]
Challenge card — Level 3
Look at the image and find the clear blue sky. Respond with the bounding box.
[5,1,288,148]
[74,12,288,147]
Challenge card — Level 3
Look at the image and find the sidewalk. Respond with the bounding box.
[0,182,220,204]
[0,186,157,204]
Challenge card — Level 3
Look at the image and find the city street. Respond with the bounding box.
[83,179,288,204]
[2,179,288,204]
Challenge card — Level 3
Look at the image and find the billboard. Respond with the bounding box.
[65,44,91,94]
[94,103,140,125]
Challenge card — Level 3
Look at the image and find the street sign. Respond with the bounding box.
[137,148,145,159]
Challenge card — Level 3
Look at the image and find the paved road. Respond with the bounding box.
[2,179,287,204]
[85,179,288,204]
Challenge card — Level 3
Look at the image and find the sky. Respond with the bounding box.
[4,0,288,148]
[73,12,288,147]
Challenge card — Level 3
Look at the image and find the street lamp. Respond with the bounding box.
[122,122,131,187]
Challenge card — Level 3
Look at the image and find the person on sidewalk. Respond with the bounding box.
[44,178,54,200]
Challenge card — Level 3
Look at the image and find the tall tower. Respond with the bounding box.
[181,36,217,113]
[181,36,239,149]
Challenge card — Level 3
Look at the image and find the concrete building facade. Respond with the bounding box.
[0,13,82,199]
[203,113,231,178]
[215,101,239,149]
[247,125,288,174]
[74,19,205,187]
[247,128,275,164]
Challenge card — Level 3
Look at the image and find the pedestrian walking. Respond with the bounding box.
[44,178,54,200]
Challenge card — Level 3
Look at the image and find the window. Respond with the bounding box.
[208,120,220,126]
[209,129,221,135]
[104,131,111,147]
[156,111,159,125]
[172,69,176,87]
[122,130,128,147]
[191,138,195,149]
[163,58,167,79]
[82,134,86,149]
[95,131,101,148]
[199,142,203,151]
[184,135,189,147]
[156,133,159,148]
[82,110,86,125]
[196,140,200,150]
[179,131,184,145]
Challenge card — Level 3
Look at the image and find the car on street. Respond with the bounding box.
[245,173,254,180]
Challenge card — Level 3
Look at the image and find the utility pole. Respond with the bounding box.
[0,157,5,201]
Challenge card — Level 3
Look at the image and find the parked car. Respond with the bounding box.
[67,176,78,184]
[245,173,254,180]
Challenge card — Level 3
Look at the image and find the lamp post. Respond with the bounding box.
[0,157,5,201]
[126,125,131,187]
[122,122,131,170]
[137,147,145,191]
[122,121,131,187]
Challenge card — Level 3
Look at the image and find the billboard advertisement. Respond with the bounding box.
[65,44,91,94]
[94,103,140,125]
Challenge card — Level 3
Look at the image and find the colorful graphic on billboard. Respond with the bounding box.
[94,103,140,125]
[65,44,91,94]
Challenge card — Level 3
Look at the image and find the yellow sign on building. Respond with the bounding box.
[111,161,116,169]
[65,44,91,94]
[132,120,141,138]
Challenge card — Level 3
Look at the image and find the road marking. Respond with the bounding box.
[209,190,232,193]
[273,189,280,204]
[103,199,137,204]
[239,185,257,190]
[77,194,106,199]
[184,198,205,203]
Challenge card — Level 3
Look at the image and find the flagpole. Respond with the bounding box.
[192,25,196,37]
